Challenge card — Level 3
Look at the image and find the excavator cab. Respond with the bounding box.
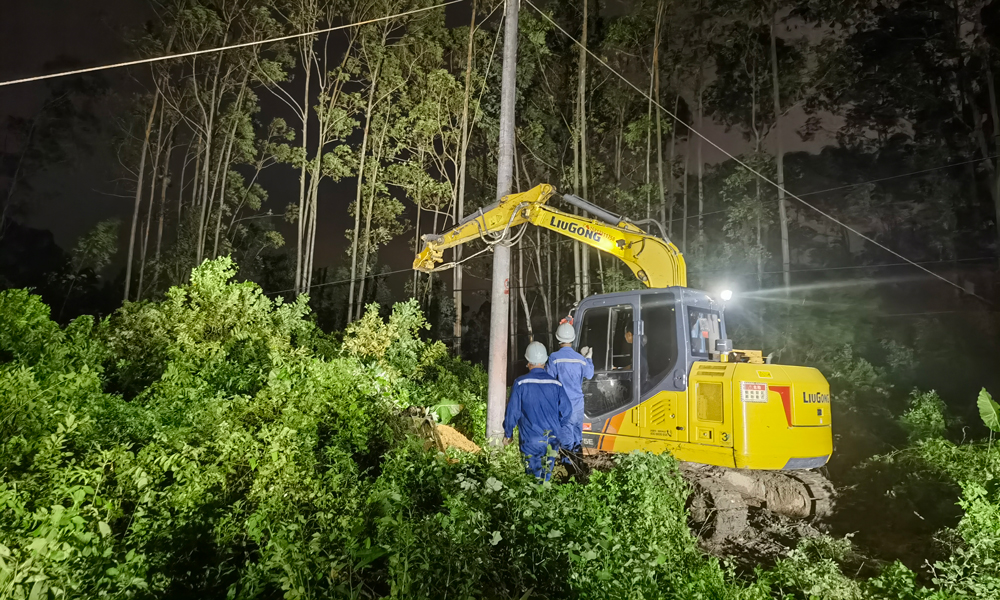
[572,287,724,448]
[571,286,832,472]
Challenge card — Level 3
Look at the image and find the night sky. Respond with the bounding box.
[0,0,840,300]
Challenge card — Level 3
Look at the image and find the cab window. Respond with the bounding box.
[641,294,677,392]
[579,305,633,372]
[579,304,635,418]
[687,308,721,358]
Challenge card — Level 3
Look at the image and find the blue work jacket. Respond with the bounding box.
[503,368,573,451]
[546,346,594,408]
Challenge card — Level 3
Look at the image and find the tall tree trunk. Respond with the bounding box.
[194,53,224,269]
[185,136,201,225]
[752,60,764,287]
[572,73,582,302]
[645,53,654,219]
[453,0,477,355]
[138,105,167,301]
[356,109,391,320]
[534,227,553,344]
[175,140,191,229]
[510,241,518,367]
[985,62,1000,268]
[770,4,791,289]
[295,60,312,294]
[653,0,667,228]
[347,67,380,323]
[153,138,174,294]
[212,79,249,260]
[578,0,591,298]
[546,229,553,345]
[303,136,325,291]
[517,241,533,341]
[682,144,689,253]
[667,94,679,238]
[556,235,562,313]
[697,74,705,255]
[124,90,159,302]
[572,125,582,302]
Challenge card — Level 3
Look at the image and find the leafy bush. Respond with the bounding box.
[899,390,949,442]
[373,446,744,600]
[3,258,1000,600]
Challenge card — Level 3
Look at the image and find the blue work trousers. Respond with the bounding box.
[520,433,560,480]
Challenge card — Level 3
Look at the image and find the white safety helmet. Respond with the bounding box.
[555,322,576,343]
[524,341,548,365]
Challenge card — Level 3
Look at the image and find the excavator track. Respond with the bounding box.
[680,463,835,543]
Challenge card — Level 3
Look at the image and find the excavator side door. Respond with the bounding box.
[635,292,689,444]
[576,297,642,452]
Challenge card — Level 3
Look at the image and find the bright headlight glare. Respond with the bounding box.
[720,289,733,301]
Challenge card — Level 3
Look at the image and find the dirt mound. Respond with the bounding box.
[436,424,480,453]
[404,407,480,455]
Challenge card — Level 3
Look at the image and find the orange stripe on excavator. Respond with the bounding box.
[600,412,627,451]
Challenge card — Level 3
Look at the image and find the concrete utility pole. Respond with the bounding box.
[486,0,520,443]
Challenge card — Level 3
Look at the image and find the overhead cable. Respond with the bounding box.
[0,0,465,88]
[524,0,992,305]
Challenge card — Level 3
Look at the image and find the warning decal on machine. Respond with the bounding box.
[741,381,769,403]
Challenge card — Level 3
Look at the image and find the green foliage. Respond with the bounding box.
[371,449,729,600]
[343,299,441,379]
[930,482,1000,597]
[70,219,121,275]
[977,388,1000,433]
[5,258,1000,599]
[763,536,864,600]
[899,390,949,443]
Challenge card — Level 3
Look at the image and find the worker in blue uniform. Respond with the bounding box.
[503,341,573,481]
[546,322,594,454]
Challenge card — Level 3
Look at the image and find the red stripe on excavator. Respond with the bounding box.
[771,385,793,427]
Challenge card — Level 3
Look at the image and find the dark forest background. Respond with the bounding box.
[2,0,1000,415]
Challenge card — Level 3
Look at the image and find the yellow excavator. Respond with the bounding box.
[414,184,833,538]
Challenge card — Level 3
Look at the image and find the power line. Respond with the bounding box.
[523,0,993,305]
[263,254,994,297]
[795,155,999,198]
[690,256,994,276]
[264,267,414,296]
[663,155,998,224]
[0,0,465,88]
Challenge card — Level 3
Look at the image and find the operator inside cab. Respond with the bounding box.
[612,323,633,370]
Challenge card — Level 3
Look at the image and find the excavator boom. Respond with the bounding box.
[414,184,687,288]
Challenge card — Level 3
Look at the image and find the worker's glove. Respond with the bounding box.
[580,346,593,359]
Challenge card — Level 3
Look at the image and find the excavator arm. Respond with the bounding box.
[413,183,687,288]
